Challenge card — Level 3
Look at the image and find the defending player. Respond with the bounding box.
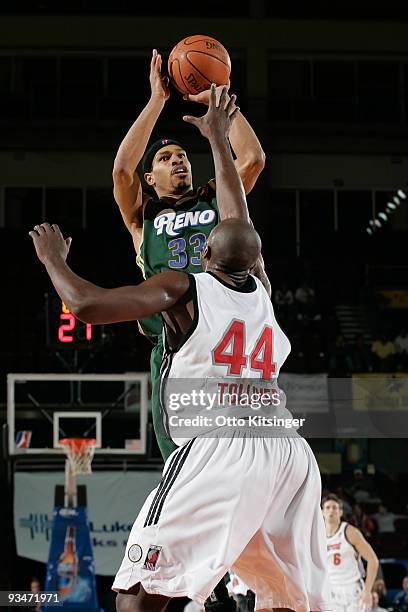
[30,88,330,612]
[322,494,379,612]
[112,49,265,461]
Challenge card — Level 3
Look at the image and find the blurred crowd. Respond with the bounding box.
[272,280,408,375]
[322,468,408,539]
[329,329,408,375]
[371,576,408,612]
[322,468,408,612]
[273,280,334,373]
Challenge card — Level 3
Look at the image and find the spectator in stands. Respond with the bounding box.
[371,590,387,612]
[329,334,353,374]
[349,503,376,538]
[351,334,374,372]
[346,468,380,504]
[372,503,404,533]
[274,283,295,328]
[274,283,294,309]
[295,281,318,320]
[395,328,408,370]
[394,575,408,611]
[295,281,315,306]
[371,334,396,372]
[373,579,389,608]
[334,486,352,516]
[29,577,42,612]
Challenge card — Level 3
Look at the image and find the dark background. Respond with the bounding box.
[1,2,408,610]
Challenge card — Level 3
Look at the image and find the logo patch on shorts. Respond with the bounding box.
[128,544,143,563]
[143,545,162,571]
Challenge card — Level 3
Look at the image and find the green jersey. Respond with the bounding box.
[137,181,219,337]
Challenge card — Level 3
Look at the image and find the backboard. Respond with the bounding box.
[7,373,149,456]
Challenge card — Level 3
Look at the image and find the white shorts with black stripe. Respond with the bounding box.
[112,434,331,611]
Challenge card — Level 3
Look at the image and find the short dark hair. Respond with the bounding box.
[321,493,343,509]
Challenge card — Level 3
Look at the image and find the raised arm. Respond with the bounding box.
[29,224,189,324]
[184,87,265,194]
[229,110,266,194]
[112,50,169,237]
[183,85,248,222]
[183,85,271,296]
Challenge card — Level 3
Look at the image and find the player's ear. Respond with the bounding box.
[144,172,155,186]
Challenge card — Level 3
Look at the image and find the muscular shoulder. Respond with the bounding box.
[147,270,190,300]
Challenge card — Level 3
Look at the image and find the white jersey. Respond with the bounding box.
[167,272,290,378]
[327,522,363,586]
[160,272,292,445]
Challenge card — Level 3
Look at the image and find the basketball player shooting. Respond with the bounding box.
[112,49,266,463]
[30,94,330,612]
[322,494,379,612]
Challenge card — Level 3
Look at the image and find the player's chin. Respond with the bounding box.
[172,176,191,192]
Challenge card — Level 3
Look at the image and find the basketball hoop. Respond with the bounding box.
[59,438,96,476]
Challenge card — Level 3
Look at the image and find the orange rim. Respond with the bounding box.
[59,438,96,454]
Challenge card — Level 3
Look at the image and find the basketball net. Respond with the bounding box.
[59,438,96,508]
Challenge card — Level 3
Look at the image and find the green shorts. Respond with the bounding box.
[150,336,178,461]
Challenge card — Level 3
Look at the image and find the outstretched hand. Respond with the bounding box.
[29,223,72,265]
[149,49,170,102]
[183,84,239,141]
[183,82,231,106]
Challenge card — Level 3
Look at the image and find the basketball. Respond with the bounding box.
[168,35,231,96]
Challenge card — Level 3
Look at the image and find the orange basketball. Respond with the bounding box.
[168,35,231,96]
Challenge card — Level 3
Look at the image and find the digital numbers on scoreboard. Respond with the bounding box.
[58,302,92,344]
[45,293,104,349]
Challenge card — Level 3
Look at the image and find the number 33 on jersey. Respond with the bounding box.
[137,183,219,338]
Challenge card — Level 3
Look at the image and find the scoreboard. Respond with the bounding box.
[58,301,92,344]
[45,292,105,349]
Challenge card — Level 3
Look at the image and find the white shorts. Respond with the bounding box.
[112,434,331,612]
[330,581,365,612]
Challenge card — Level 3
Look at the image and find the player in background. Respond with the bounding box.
[322,494,379,612]
[112,49,266,462]
[30,89,329,612]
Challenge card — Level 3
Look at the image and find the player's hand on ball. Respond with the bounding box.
[183,83,239,140]
[29,223,72,264]
[149,49,170,102]
[183,82,231,106]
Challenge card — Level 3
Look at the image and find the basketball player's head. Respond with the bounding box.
[321,494,343,525]
[201,219,262,278]
[143,139,192,197]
